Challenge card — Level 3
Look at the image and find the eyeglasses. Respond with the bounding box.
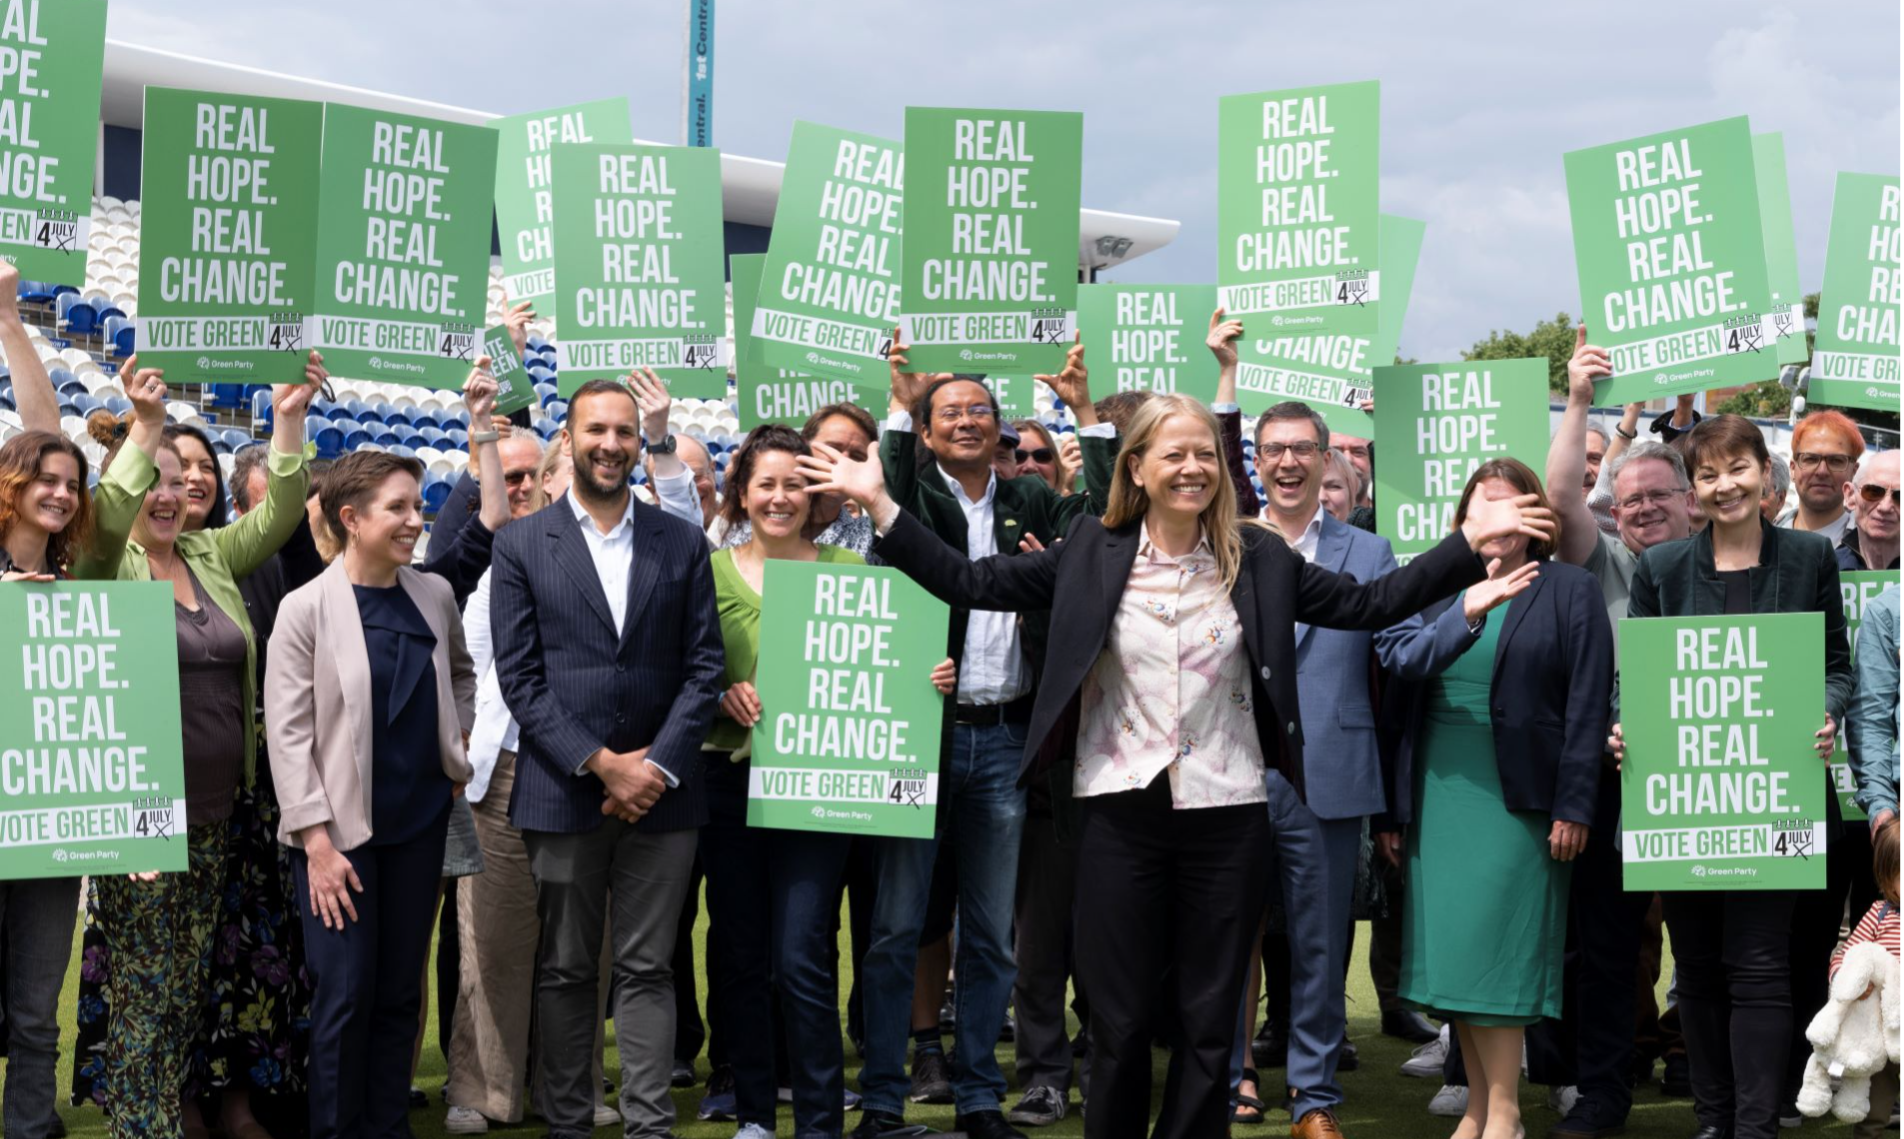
[1258,441,1322,461]
[933,405,996,423]
[1616,488,1689,512]
[1794,452,1855,473]
[1015,447,1054,465]
[1859,483,1901,506]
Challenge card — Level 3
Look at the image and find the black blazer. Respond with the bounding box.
[1624,517,1855,724]
[871,509,1488,798]
[490,494,724,834]
[1376,559,1615,829]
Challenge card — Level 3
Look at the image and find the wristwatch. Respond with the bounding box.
[645,433,678,455]
[470,429,500,445]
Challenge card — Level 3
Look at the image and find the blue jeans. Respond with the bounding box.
[1,877,80,1139]
[771,827,857,1139]
[859,721,1028,1117]
[1230,773,1360,1118]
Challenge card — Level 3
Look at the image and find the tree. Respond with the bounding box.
[1714,382,1793,418]
[1462,312,1578,392]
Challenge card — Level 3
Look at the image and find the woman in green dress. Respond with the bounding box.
[1379,458,1615,1139]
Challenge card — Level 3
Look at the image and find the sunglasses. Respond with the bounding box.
[1015,447,1054,465]
[1859,483,1901,506]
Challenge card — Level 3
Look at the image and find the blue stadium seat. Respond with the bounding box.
[526,365,555,387]
[112,325,135,358]
[50,284,78,300]
[304,415,332,437]
[0,392,13,412]
[315,426,345,460]
[95,306,126,323]
[18,280,54,305]
[547,400,567,421]
[222,428,249,449]
[444,427,468,449]
[439,411,469,430]
[419,426,447,444]
[535,419,560,440]
[105,396,132,415]
[56,399,77,418]
[344,429,372,451]
[69,392,100,415]
[373,429,402,447]
[402,433,429,450]
[251,389,274,426]
[422,477,451,514]
[388,444,416,460]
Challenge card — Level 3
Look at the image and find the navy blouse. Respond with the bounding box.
[354,583,451,845]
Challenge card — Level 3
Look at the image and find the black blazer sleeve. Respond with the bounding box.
[1555,570,1616,826]
[644,550,725,783]
[420,513,496,609]
[1293,528,1486,632]
[1816,546,1855,725]
[873,507,1066,613]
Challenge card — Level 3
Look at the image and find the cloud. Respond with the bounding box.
[106,0,1898,362]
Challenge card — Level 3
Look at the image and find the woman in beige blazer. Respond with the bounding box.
[265,449,476,1139]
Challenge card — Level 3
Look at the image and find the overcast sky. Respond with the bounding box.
[111,0,1899,361]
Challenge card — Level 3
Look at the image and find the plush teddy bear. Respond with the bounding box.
[1797,940,1901,1123]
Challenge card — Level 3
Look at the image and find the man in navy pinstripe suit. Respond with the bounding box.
[490,378,724,1139]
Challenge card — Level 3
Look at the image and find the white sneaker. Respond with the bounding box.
[1428,1084,1469,1117]
[592,1103,621,1129]
[1547,1085,1580,1116]
[1400,1024,1450,1079]
[445,1107,488,1135]
[735,1125,773,1139]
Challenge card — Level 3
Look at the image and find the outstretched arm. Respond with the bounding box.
[1548,326,1609,568]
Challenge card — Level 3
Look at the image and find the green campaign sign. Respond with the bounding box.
[1564,116,1778,403]
[492,98,632,313]
[1831,571,1902,820]
[1235,213,1424,436]
[1217,81,1380,338]
[981,374,1036,419]
[1079,284,1220,404]
[898,107,1081,374]
[551,142,728,398]
[731,253,869,431]
[1372,356,1550,564]
[1810,172,1900,412]
[136,89,324,385]
[749,560,950,838]
[312,105,498,390]
[486,324,536,417]
[0,582,187,879]
[0,0,105,285]
[1619,613,1829,891]
[755,121,902,390]
[1752,133,1808,367]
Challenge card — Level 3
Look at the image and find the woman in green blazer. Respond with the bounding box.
[69,353,321,1139]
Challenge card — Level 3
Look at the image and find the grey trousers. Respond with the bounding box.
[1,877,80,1139]
[525,821,698,1139]
[1013,814,1088,1095]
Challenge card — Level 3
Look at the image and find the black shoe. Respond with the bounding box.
[49,1117,68,1139]
[909,1048,953,1104]
[1549,1098,1629,1139]
[1686,1127,1730,1139]
[1660,1055,1691,1097]
[670,1059,695,1087]
[409,1087,428,1110]
[1380,1008,1439,1045]
[1336,1039,1359,1072]
[955,1110,1027,1139]
[998,1011,1016,1043]
[1251,1022,1288,1068]
[850,1110,934,1139]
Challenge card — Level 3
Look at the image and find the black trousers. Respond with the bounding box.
[1526,774,1651,1115]
[297,807,450,1139]
[1075,779,1270,1139]
[700,757,778,1125]
[1662,888,1797,1139]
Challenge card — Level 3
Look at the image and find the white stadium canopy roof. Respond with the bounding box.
[99,41,1180,274]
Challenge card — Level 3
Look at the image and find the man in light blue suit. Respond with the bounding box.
[1239,400,1422,1139]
